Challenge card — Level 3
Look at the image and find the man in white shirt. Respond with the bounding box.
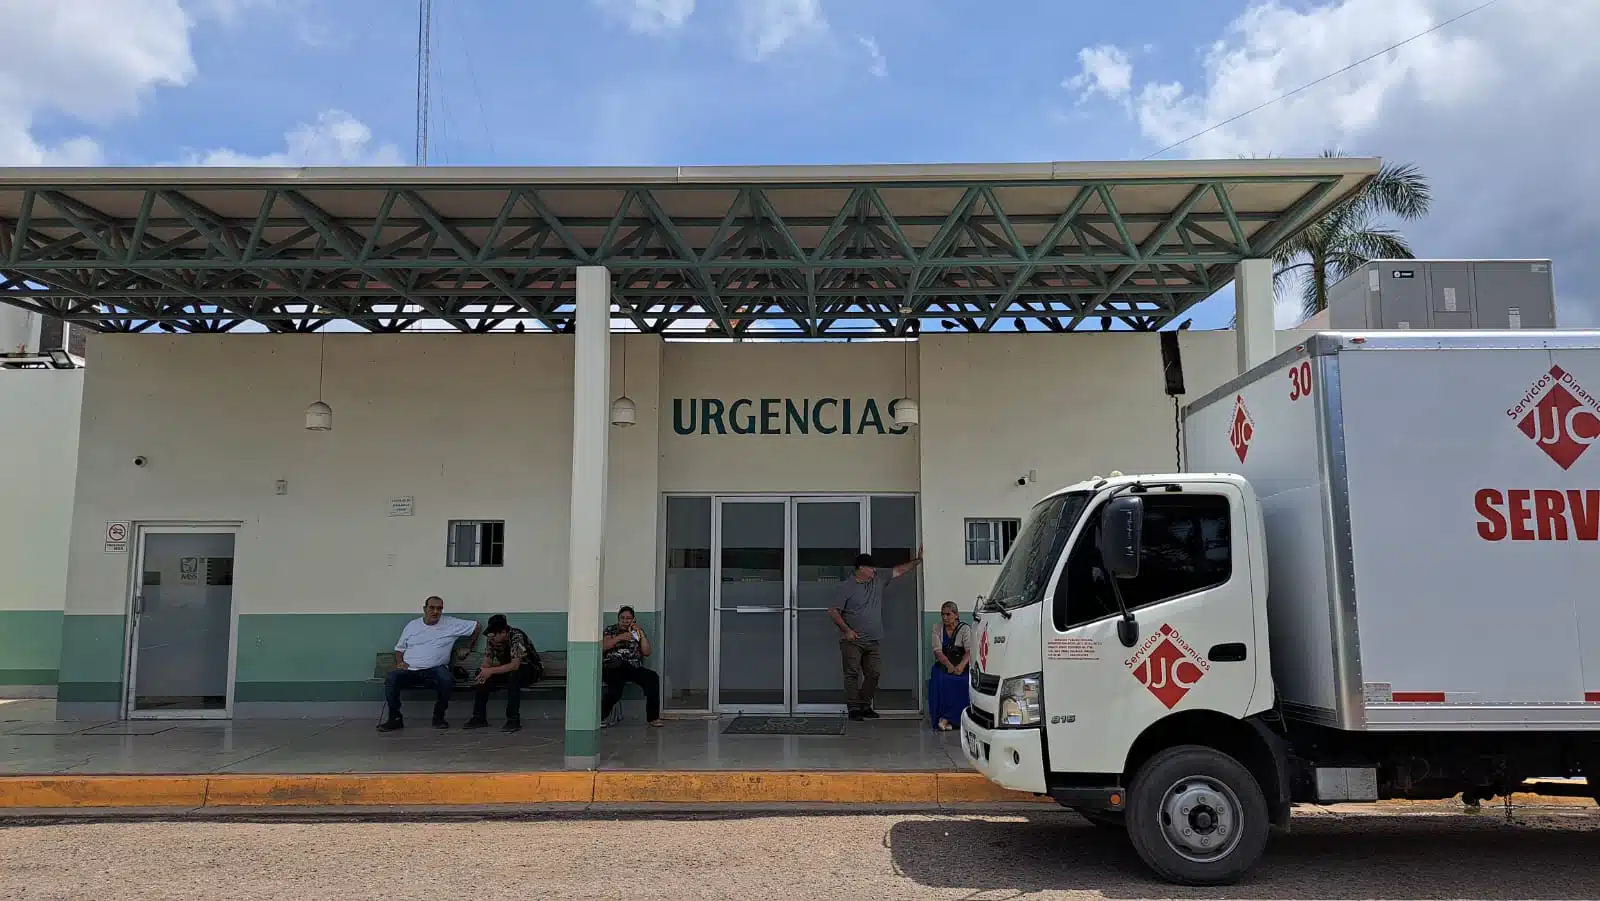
[378,596,481,732]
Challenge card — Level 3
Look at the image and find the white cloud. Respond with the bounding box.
[1079,0,1600,327]
[1065,44,1133,104]
[858,35,888,78]
[0,0,197,165]
[184,110,404,166]
[739,0,828,60]
[593,0,696,34]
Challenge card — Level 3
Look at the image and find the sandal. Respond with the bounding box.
[649,719,666,727]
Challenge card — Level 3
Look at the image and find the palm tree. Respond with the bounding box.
[1274,149,1432,322]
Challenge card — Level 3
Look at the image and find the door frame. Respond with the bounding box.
[789,496,869,715]
[693,493,920,716]
[711,496,793,715]
[121,522,243,720]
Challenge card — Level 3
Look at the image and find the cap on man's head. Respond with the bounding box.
[486,614,509,634]
[854,553,874,569]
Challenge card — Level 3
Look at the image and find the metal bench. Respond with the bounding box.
[371,642,568,696]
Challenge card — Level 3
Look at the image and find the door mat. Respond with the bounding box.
[722,716,847,736]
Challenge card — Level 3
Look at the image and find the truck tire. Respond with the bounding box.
[1125,744,1270,886]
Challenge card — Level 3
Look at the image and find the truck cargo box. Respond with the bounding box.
[1184,331,1600,732]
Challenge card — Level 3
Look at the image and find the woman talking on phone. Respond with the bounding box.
[601,605,664,727]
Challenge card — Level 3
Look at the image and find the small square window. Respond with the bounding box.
[447,520,505,567]
[964,517,1021,565]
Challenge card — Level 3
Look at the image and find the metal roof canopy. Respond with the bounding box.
[0,158,1378,337]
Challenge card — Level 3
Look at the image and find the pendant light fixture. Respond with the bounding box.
[304,330,333,431]
[891,325,919,428]
[610,333,637,427]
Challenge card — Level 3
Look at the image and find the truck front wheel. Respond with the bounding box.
[1125,745,1270,886]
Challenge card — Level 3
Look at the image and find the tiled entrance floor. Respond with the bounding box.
[0,700,971,776]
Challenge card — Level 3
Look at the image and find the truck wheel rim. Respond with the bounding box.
[1158,776,1243,863]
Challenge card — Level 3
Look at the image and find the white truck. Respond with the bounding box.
[961,331,1600,885]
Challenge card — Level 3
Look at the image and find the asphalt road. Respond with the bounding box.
[3,807,1598,900]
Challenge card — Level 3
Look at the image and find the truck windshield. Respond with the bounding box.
[986,491,1090,611]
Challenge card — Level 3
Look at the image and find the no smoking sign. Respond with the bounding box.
[104,521,130,554]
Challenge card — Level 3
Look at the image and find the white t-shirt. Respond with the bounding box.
[395,615,477,669]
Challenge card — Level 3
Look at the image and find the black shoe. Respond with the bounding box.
[377,717,403,732]
[432,718,450,729]
[861,708,881,719]
[501,719,521,733]
[463,717,489,730]
[848,710,867,721]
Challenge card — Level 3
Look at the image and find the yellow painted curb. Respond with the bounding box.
[0,772,1591,811]
[0,776,209,809]
[202,773,596,807]
[594,771,938,804]
[936,773,1053,805]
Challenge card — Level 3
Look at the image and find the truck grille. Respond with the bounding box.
[966,706,995,730]
[971,669,1000,695]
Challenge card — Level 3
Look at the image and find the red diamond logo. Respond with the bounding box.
[1128,624,1208,709]
[1229,396,1254,463]
[978,626,989,671]
[1515,365,1600,471]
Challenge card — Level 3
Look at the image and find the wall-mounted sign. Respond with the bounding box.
[671,397,910,437]
[104,521,130,554]
[389,497,415,517]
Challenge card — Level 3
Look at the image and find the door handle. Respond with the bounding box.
[1207,643,1247,663]
[132,594,145,615]
[733,606,783,614]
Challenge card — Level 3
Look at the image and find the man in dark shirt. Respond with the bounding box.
[465,614,540,732]
[829,548,923,721]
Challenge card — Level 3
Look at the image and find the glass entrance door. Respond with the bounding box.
[713,499,789,711]
[125,528,238,718]
[792,499,865,712]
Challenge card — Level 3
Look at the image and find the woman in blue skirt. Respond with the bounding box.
[928,601,973,731]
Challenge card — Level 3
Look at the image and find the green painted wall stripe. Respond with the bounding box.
[57,681,120,703]
[57,615,126,685]
[565,641,601,732]
[234,681,569,702]
[234,612,569,683]
[0,669,58,686]
[0,611,64,681]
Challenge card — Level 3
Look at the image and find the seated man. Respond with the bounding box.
[465,614,541,733]
[600,605,663,727]
[379,595,480,732]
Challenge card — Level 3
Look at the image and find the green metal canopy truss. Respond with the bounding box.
[0,161,1376,337]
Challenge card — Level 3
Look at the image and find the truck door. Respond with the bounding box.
[1042,483,1260,775]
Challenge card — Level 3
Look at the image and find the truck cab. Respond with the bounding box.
[962,472,1282,884]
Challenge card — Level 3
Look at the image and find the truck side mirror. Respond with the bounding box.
[1099,495,1144,580]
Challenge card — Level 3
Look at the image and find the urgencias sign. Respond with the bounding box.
[672,397,911,436]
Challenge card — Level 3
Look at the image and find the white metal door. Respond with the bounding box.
[124,525,240,720]
[1042,485,1261,773]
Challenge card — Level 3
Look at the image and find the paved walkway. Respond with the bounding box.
[0,700,969,776]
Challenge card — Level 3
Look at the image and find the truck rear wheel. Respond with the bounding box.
[1125,745,1269,886]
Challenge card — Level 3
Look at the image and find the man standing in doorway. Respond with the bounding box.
[379,596,480,732]
[829,548,923,721]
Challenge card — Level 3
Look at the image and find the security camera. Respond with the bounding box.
[1016,476,1029,486]
[133,456,148,468]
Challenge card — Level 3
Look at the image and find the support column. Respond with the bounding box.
[564,266,610,769]
[1234,257,1275,374]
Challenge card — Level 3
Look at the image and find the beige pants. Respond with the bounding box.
[839,639,882,711]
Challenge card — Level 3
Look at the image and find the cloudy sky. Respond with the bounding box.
[2,0,1593,329]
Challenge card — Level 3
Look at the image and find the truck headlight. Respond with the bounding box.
[997,673,1043,727]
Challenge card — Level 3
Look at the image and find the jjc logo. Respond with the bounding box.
[1126,624,1209,709]
[1511,365,1600,470]
[1229,396,1254,463]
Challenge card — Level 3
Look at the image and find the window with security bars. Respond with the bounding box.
[964,518,1022,565]
[446,520,505,567]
